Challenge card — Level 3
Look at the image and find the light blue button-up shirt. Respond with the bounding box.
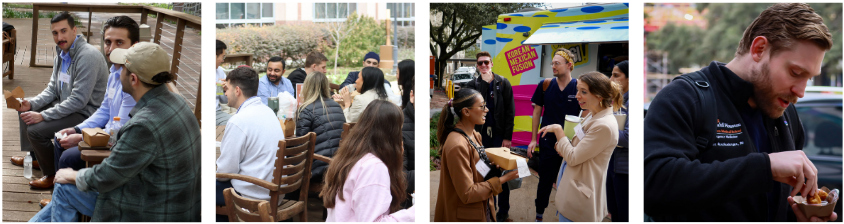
[76,65,136,130]
[58,41,76,89]
[257,75,294,105]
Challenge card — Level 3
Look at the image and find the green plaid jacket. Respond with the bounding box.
[77,85,201,221]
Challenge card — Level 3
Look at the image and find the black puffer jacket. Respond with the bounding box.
[402,103,415,193]
[296,98,345,181]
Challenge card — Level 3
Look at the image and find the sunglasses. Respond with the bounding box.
[477,60,491,65]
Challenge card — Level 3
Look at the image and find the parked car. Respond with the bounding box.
[451,67,475,91]
[794,93,842,216]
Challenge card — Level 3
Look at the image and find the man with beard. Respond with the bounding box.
[644,3,836,222]
[33,16,140,207]
[31,42,201,222]
[257,56,294,105]
[12,12,108,190]
[528,47,582,222]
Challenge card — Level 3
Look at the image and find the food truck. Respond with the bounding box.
[480,3,629,148]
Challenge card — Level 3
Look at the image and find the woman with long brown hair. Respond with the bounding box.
[320,100,414,222]
[539,71,623,222]
[434,88,519,222]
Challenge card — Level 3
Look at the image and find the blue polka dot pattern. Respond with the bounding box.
[581,6,605,13]
[497,23,507,29]
[496,37,513,42]
[513,26,532,32]
[576,26,600,30]
[484,39,497,45]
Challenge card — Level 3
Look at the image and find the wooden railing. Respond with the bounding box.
[29,3,202,124]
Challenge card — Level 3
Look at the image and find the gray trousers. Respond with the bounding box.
[216,108,231,126]
[19,103,87,176]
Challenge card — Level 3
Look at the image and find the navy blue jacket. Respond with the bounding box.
[644,61,804,221]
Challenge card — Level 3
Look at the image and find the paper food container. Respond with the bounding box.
[283,118,295,137]
[81,128,110,147]
[794,187,839,218]
[563,115,581,140]
[4,86,24,110]
[485,147,528,170]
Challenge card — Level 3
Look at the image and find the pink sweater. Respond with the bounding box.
[326,153,415,222]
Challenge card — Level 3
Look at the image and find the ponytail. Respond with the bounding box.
[435,88,481,153]
[609,81,625,112]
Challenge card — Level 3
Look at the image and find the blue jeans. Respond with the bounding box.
[558,212,573,222]
[52,137,85,172]
[29,183,98,222]
[556,161,569,222]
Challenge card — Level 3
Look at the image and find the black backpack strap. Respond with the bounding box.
[673,71,717,151]
[453,128,488,162]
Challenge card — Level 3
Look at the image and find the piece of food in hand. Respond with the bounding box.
[808,193,823,205]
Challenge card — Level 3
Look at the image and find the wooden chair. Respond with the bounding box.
[311,122,354,166]
[339,122,356,140]
[3,28,15,79]
[216,132,316,222]
[223,188,274,222]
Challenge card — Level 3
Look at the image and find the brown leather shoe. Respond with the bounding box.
[29,175,54,190]
[39,199,50,208]
[10,156,40,170]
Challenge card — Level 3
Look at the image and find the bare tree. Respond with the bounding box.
[325,12,360,76]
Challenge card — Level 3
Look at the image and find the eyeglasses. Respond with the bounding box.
[551,61,564,66]
[477,60,491,65]
[474,103,488,110]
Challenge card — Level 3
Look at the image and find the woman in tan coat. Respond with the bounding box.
[434,89,519,222]
[539,72,623,222]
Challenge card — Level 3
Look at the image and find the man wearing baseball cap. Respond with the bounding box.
[31,42,201,222]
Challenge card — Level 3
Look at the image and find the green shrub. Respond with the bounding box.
[217,23,332,71]
[430,111,441,171]
[325,12,386,68]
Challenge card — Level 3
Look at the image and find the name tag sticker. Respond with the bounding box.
[59,72,71,84]
[574,123,585,140]
[475,160,490,177]
[108,87,116,99]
